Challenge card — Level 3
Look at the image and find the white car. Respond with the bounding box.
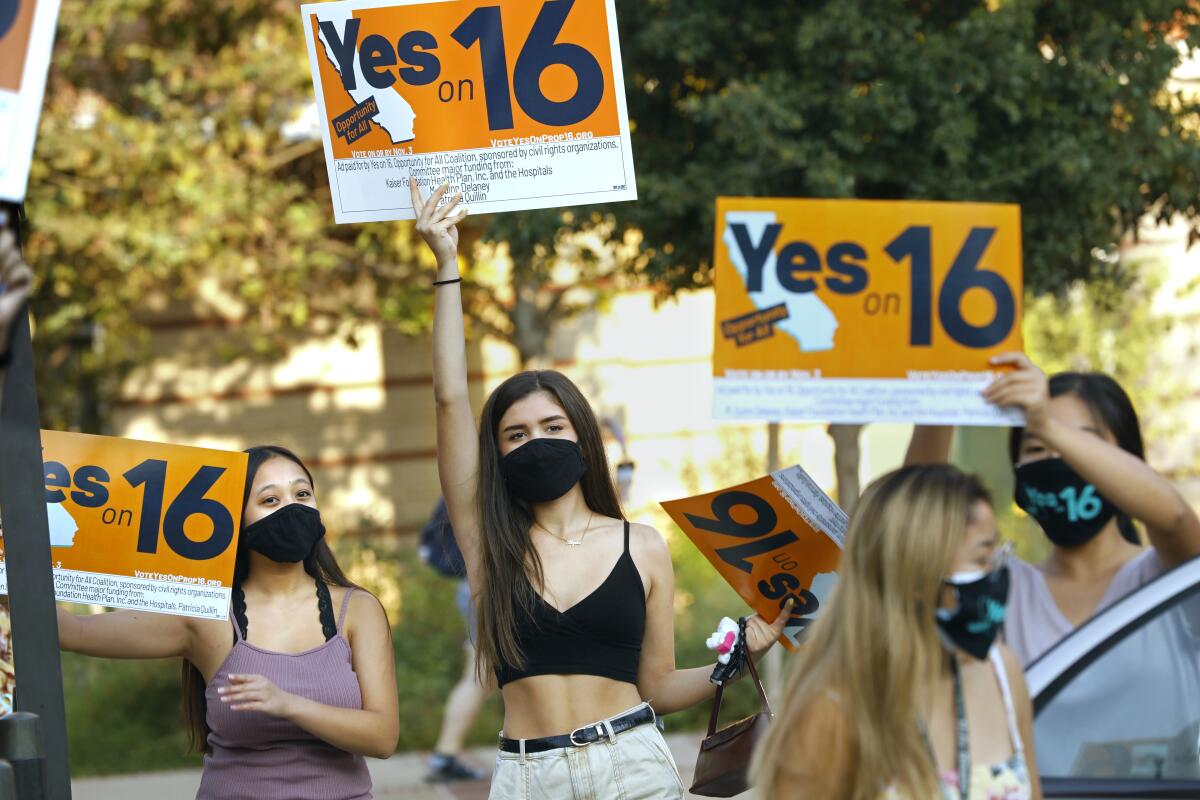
[1027,555,1200,798]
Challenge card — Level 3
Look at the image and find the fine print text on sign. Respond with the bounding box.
[0,431,248,620]
[0,0,62,202]
[712,197,1025,425]
[301,0,637,223]
[661,465,845,650]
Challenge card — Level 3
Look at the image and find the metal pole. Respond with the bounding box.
[0,713,46,799]
[0,760,15,800]
[0,295,72,796]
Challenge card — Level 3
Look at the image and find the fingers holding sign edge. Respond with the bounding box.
[408,179,469,228]
[432,192,465,225]
[408,178,448,220]
[988,351,1034,371]
[408,177,423,215]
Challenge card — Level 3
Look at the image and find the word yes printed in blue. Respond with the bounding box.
[318,0,604,132]
[726,221,1017,350]
[43,458,235,561]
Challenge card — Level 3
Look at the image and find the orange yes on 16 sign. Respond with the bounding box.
[0,431,248,620]
[712,197,1024,425]
[301,0,637,223]
[662,465,845,651]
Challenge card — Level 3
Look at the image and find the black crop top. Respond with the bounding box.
[496,521,646,687]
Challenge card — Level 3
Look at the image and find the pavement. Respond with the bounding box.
[72,733,711,799]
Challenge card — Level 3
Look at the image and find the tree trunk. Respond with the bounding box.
[828,424,864,514]
[510,278,545,367]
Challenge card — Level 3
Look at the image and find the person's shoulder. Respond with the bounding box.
[1128,546,1166,582]
[773,687,855,786]
[801,687,849,729]
[337,585,389,627]
[619,520,672,585]
[1006,552,1042,592]
[1008,552,1037,576]
[626,520,670,558]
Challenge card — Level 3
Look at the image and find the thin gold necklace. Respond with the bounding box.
[534,512,593,546]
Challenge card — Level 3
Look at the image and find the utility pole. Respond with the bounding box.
[0,215,72,799]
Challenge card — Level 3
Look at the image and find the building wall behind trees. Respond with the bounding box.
[112,288,914,540]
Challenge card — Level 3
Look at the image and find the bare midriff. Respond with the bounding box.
[499,674,645,739]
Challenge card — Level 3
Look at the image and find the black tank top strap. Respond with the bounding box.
[316,580,338,641]
[624,519,630,553]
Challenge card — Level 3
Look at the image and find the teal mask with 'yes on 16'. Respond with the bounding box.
[1014,458,1118,549]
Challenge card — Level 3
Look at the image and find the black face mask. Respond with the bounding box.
[1014,458,1118,549]
[501,438,587,504]
[243,503,326,563]
[936,566,1010,660]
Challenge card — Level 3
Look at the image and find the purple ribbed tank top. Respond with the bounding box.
[197,588,372,800]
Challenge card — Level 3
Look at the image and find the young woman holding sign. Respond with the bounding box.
[415,178,790,799]
[57,445,399,800]
[753,465,1041,800]
[907,354,1200,665]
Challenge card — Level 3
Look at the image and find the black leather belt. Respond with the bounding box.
[499,704,657,754]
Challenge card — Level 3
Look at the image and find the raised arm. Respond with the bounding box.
[985,353,1200,569]
[904,426,953,466]
[634,524,788,714]
[57,606,195,662]
[410,180,481,582]
[0,225,34,408]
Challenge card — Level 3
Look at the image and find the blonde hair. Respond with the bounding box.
[751,465,991,799]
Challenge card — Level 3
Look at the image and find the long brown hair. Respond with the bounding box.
[181,445,357,753]
[752,465,991,799]
[474,371,623,678]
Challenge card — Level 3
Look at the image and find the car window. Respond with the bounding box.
[1033,585,1200,780]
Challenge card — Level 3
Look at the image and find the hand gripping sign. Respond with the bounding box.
[662,465,845,650]
[712,197,1024,425]
[0,431,248,620]
[300,0,637,223]
[0,0,63,202]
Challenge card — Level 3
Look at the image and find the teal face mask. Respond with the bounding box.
[935,565,1010,660]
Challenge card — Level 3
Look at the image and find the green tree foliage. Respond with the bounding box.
[27,2,1199,426]
[586,0,1199,295]
[1025,256,1181,442]
[25,0,434,430]
[476,0,1200,388]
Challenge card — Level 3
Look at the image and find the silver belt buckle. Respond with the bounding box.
[568,727,589,747]
[566,724,604,748]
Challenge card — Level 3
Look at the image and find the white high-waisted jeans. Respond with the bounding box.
[489,703,686,800]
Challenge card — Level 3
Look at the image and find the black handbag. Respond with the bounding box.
[689,635,773,797]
